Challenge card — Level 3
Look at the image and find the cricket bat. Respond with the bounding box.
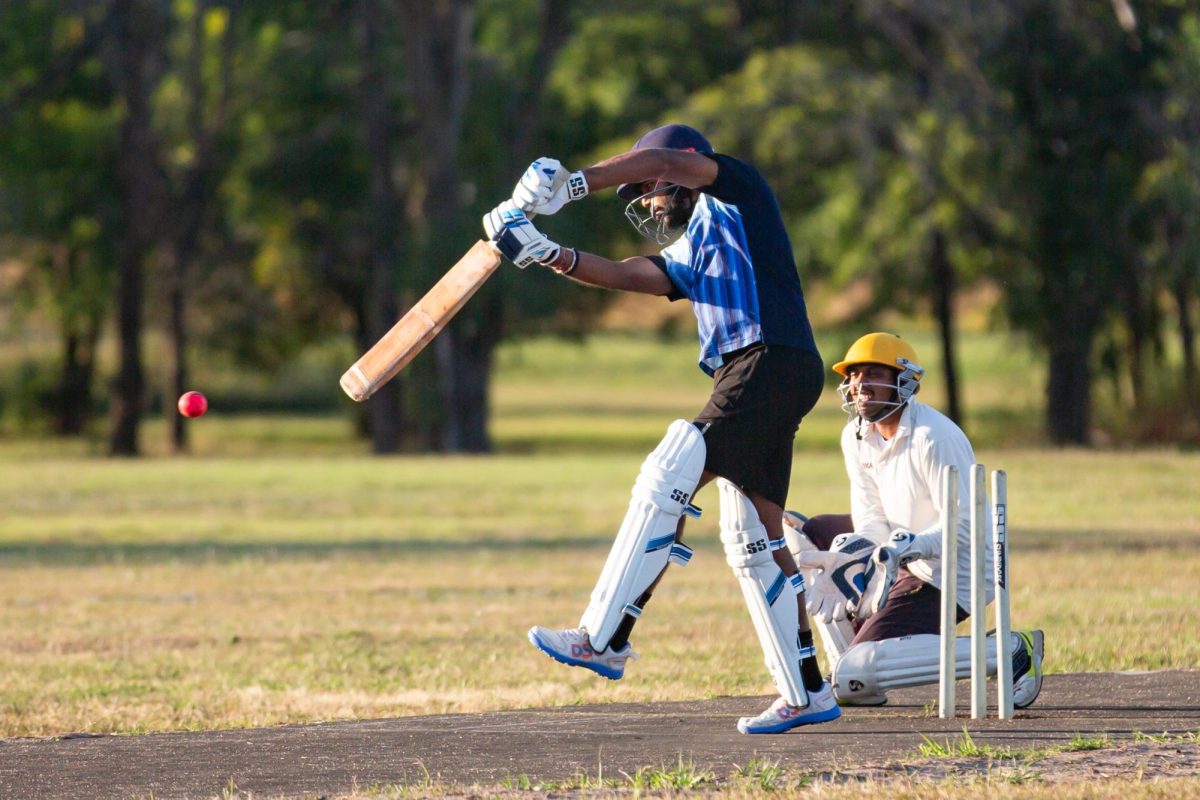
[340,239,501,402]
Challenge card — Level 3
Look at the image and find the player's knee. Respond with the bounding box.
[717,479,780,570]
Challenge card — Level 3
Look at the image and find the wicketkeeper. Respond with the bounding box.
[481,123,839,733]
[784,332,1044,707]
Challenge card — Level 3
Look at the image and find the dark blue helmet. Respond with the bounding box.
[616,123,713,201]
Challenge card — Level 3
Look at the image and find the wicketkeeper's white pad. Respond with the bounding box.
[580,420,705,651]
[833,633,1014,702]
[719,479,808,707]
[782,520,855,667]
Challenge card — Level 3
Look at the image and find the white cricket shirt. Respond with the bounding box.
[840,399,993,613]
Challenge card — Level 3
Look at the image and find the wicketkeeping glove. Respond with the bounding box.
[857,530,922,620]
[512,157,588,216]
[482,200,561,269]
[794,532,877,622]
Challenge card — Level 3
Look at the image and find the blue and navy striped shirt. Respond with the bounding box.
[656,154,819,375]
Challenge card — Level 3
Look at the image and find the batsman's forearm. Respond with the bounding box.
[582,149,715,192]
[551,251,673,296]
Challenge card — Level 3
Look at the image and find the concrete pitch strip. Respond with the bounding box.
[1,671,1197,799]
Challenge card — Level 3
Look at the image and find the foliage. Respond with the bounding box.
[0,1,1198,449]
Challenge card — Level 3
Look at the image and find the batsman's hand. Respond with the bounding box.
[483,200,561,269]
[512,157,588,216]
[794,533,877,623]
[857,531,921,620]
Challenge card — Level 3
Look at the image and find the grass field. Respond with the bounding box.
[1,330,1198,798]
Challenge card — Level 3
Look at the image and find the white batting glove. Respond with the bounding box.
[857,531,921,620]
[793,533,877,623]
[482,200,561,269]
[512,157,588,216]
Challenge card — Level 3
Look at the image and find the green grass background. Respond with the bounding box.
[1,330,1196,737]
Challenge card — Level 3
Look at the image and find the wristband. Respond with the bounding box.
[566,171,589,201]
[549,247,578,275]
[560,248,580,275]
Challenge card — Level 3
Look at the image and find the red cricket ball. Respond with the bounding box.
[177,391,208,418]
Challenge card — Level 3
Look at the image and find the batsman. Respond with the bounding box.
[482,123,839,733]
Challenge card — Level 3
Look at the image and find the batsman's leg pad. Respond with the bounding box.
[833,634,1005,702]
[580,420,705,651]
[718,479,808,707]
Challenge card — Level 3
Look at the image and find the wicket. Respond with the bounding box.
[938,463,1012,720]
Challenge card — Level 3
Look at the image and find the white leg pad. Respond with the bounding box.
[815,617,855,668]
[834,633,1015,702]
[782,520,855,666]
[580,420,706,651]
[718,479,808,707]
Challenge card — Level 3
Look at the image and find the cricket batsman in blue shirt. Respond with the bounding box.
[482,123,838,733]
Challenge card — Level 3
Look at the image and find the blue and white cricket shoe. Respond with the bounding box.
[737,682,841,734]
[527,626,637,681]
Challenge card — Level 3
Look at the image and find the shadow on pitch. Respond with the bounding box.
[0,534,618,566]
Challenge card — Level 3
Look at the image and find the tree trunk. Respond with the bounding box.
[50,243,104,436]
[57,323,100,436]
[398,0,481,451]
[1176,275,1196,396]
[168,0,236,452]
[1045,325,1093,445]
[357,0,403,454]
[108,0,165,456]
[1125,304,1146,413]
[168,248,190,452]
[929,229,962,426]
[434,293,500,452]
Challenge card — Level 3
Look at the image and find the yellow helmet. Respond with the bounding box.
[833,332,921,378]
[833,333,924,422]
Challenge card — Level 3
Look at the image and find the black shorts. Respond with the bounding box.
[693,344,824,507]
[851,568,968,644]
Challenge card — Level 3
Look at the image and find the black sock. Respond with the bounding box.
[799,630,824,692]
[607,590,652,651]
[608,615,635,651]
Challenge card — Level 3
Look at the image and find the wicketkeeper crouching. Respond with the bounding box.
[481,123,839,733]
[784,332,1045,708]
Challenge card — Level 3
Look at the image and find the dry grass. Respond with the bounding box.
[1,444,1197,737]
[1,331,1198,800]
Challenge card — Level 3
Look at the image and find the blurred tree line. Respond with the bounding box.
[0,0,1196,454]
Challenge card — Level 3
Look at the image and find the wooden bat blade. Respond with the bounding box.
[340,239,501,402]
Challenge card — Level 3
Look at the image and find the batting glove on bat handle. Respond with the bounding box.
[513,158,588,216]
[482,200,561,269]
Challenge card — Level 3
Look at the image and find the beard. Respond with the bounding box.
[660,188,697,231]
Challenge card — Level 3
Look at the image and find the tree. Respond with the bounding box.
[996,0,1168,443]
[354,0,404,453]
[0,0,121,436]
[158,0,238,452]
[104,0,170,455]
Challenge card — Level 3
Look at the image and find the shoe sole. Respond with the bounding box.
[1013,629,1045,709]
[527,629,624,680]
[737,704,841,734]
